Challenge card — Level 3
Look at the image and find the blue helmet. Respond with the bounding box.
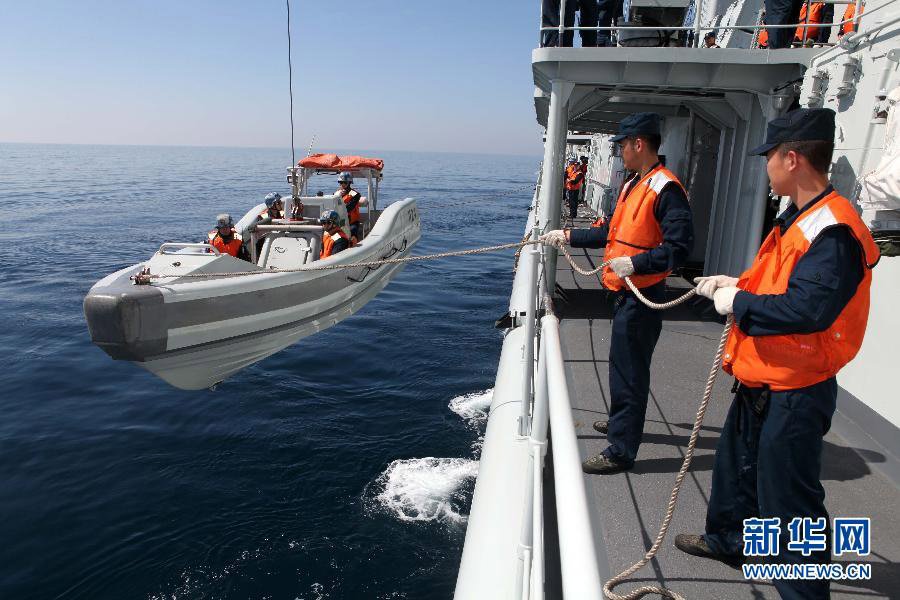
[337,172,353,184]
[215,213,233,229]
[319,210,340,227]
[264,192,282,208]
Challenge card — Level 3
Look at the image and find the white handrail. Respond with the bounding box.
[538,0,882,39]
[158,242,220,255]
[541,313,605,599]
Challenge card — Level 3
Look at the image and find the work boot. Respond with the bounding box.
[582,453,632,474]
[592,420,608,434]
[674,534,744,569]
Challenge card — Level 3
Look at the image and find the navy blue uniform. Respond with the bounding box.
[541,0,577,47]
[542,0,602,47]
[705,186,863,600]
[596,0,624,46]
[766,0,805,48]
[570,169,694,464]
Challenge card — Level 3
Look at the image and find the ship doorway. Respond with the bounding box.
[683,113,720,280]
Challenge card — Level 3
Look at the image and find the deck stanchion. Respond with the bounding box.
[518,225,540,437]
[558,0,567,47]
[694,0,704,47]
[538,79,573,292]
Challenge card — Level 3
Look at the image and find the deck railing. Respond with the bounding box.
[512,202,605,598]
[539,0,872,48]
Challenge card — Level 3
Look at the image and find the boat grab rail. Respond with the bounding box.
[539,0,882,48]
[252,224,324,232]
[158,242,220,256]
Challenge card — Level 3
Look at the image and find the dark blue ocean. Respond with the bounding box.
[0,144,538,599]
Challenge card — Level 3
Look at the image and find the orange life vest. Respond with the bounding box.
[258,207,282,220]
[320,228,350,259]
[565,164,584,191]
[757,27,768,48]
[208,230,242,257]
[794,2,825,42]
[722,190,880,391]
[841,2,863,35]
[602,164,685,291]
[343,189,361,224]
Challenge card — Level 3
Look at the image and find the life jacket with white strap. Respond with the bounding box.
[601,164,686,291]
[565,164,584,191]
[723,190,880,390]
[320,228,350,259]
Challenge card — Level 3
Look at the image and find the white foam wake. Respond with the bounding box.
[448,389,493,428]
[373,457,478,523]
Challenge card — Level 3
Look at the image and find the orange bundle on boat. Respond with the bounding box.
[298,153,384,171]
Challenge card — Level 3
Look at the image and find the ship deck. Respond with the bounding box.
[548,214,900,599]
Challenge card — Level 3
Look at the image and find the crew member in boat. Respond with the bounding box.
[319,210,350,259]
[541,112,694,475]
[674,109,879,600]
[564,157,584,223]
[258,192,284,221]
[336,172,362,243]
[208,214,248,260]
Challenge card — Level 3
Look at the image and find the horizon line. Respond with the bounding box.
[0,140,544,159]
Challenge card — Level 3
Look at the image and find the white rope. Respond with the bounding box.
[134,240,542,283]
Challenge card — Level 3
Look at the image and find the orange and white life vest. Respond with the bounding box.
[794,2,826,42]
[208,230,242,257]
[565,164,584,191]
[601,164,686,290]
[723,190,880,390]
[320,228,350,259]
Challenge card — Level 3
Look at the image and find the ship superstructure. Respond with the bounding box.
[455,1,899,598]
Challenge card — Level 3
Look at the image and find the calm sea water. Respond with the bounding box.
[0,144,538,599]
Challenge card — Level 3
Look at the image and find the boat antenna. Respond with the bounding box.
[307,133,317,157]
[286,0,296,166]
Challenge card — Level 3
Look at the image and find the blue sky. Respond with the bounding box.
[1,1,544,155]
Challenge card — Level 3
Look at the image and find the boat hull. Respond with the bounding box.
[84,199,420,389]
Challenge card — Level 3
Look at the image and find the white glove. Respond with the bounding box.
[609,256,635,278]
[713,286,740,315]
[693,275,739,300]
[540,230,567,248]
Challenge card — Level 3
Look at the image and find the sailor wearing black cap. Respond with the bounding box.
[675,108,879,600]
[541,112,695,474]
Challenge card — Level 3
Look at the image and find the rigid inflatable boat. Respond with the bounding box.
[84,156,420,390]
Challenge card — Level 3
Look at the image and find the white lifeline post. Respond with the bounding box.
[538,79,574,292]
[518,224,542,437]
[693,0,704,47]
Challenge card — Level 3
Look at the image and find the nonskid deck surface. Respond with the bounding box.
[551,214,900,599]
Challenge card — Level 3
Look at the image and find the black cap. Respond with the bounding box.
[748,108,835,156]
[610,112,661,143]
